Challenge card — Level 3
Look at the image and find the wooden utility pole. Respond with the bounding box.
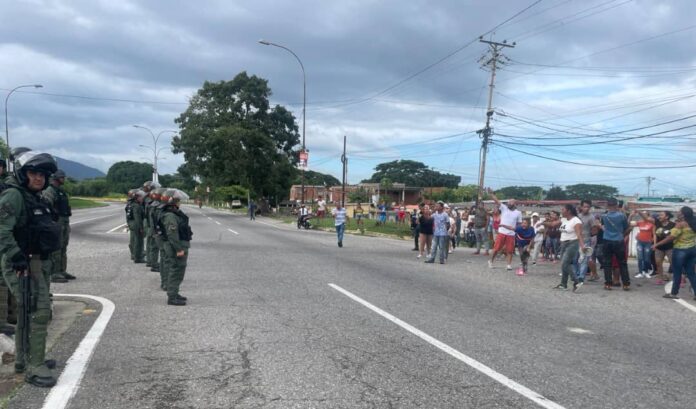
[476,37,515,202]
[341,135,347,205]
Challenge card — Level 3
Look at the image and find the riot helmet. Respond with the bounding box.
[161,189,189,205]
[14,151,58,190]
[9,146,31,161]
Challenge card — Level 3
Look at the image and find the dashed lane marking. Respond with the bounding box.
[106,223,127,233]
[227,228,239,235]
[675,299,696,314]
[215,221,221,225]
[42,294,115,409]
[567,327,593,335]
[70,213,122,226]
[329,283,566,409]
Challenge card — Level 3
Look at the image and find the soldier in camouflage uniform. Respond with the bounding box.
[127,190,146,263]
[159,189,192,306]
[149,188,168,290]
[41,169,75,283]
[0,151,60,387]
[142,181,160,268]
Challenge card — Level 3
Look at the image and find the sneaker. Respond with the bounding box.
[506,265,512,271]
[424,259,434,264]
[516,268,525,276]
[622,284,630,291]
[573,282,584,293]
[417,254,422,259]
[488,260,493,269]
[604,284,612,291]
[553,284,568,291]
[532,261,537,265]
[663,293,679,299]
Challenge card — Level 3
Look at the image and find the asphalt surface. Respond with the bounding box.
[9,203,696,409]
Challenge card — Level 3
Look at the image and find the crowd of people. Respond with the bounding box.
[0,148,74,387]
[406,189,696,299]
[124,182,193,306]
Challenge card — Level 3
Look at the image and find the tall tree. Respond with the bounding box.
[496,186,544,200]
[564,183,618,200]
[545,185,567,200]
[172,72,300,200]
[362,160,460,188]
[296,170,340,187]
[106,161,153,193]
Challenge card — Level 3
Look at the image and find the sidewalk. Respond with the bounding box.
[0,300,86,403]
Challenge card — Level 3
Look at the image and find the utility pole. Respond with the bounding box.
[646,176,656,197]
[476,37,514,202]
[341,135,347,206]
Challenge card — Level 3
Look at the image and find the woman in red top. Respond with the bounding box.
[633,210,656,278]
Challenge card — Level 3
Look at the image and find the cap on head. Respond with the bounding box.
[607,197,618,207]
[532,212,540,217]
[134,189,147,199]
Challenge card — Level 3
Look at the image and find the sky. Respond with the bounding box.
[2,0,695,196]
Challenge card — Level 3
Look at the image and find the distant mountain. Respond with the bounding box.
[55,157,106,180]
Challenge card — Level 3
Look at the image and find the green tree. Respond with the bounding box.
[172,72,300,201]
[362,160,460,188]
[106,161,153,193]
[496,186,544,200]
[545,185,567,200]
[296,170,340,187]
[564,183,618,200]
[348,187,370,203]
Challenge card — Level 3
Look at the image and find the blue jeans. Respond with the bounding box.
[670,246,696,296]
[560,240,579,287]
[429,235,448,263]
[636,240,653,274]
[336,223,345,243]
[574,238,592,281]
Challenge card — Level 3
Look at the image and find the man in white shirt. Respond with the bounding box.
[486,188,522,271]
[332,202,348,247]
[317,196,327,218]
[297,204,309,228]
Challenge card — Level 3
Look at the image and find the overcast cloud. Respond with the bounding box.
[2,0,695,195]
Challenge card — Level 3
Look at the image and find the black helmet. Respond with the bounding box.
[9,147,32,161]
[14,151,58,189]
[161,189,189,204]
[51,169,66,180]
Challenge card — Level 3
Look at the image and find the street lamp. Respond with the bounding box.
[258,39,307,205]
[133,125,176,184]
[5,84,43,163]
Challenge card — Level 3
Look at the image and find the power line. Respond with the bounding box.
[492,142,696,169]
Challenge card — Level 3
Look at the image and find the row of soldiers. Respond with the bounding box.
[0,148,74,388]
[125,181,192,306]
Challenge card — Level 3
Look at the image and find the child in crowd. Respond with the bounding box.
[515,218,536,275]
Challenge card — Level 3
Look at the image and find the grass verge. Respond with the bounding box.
[70,197,108,209]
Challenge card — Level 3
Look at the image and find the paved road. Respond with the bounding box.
[10,204,696,408]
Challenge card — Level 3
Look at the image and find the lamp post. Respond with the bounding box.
[5,84,43,164]
[133,125,176,184]
[258,39,306,205]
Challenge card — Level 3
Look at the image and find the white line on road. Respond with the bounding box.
[42,294,116,409]
[227,228,239,235]
[675,299,696,313]
[253,220,286,230]
[567,327,593,335]
[106,223,127,233]
[207,217,213,220]
[328,283,566,409]
[215,221,221,225]
[70,213,121,226]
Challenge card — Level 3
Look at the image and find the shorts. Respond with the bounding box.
[493,234,515,254]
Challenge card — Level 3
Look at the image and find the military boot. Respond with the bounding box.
[25,364,56,388]
[167,296,186,306]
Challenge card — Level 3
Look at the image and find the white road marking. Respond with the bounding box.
[567,327,593,335]
[328,283,566,409]
[70,213,121,226]
[675,299,696,313]
[42,294,116,409]
[215,221,221,225]
[106,223,127,233]
[227,228,239,235]
[207,217,213,220]
[253,220,286,230]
